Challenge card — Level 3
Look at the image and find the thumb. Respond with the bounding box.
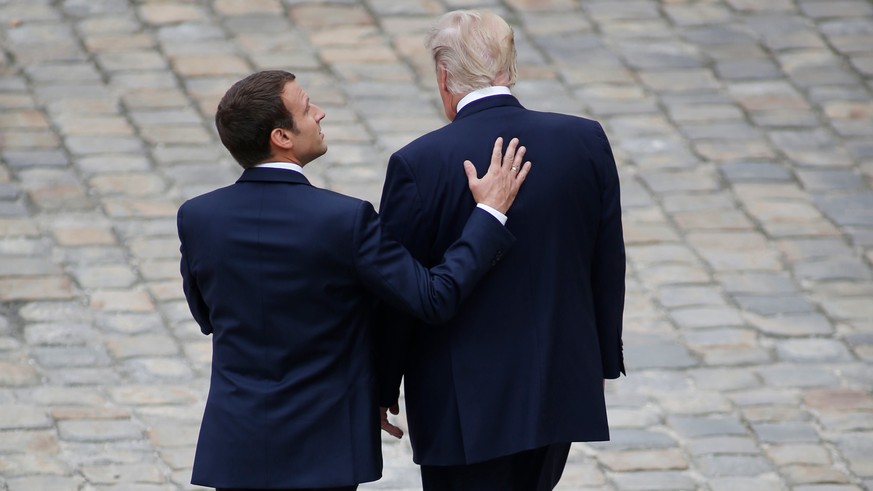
[463,160,478,184]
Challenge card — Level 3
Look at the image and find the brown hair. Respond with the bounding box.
[215,70,297,168]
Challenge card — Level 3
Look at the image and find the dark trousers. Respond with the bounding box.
[217,487,356,491]
[421,443,572,491]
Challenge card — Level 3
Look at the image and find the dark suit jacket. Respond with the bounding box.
[374,95,626,466]
[177,167,514,488]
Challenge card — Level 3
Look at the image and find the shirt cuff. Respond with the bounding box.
[476,203,508,225]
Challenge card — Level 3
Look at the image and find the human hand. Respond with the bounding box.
[380,405,403,439]
[465,137,532,214]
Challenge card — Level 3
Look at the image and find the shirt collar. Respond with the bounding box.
[256,161,304,174]
[456,86,512,114]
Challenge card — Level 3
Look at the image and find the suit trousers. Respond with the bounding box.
[420,443,572,491]
[217,486,357,491]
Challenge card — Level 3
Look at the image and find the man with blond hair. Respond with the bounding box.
[373,10,626,491]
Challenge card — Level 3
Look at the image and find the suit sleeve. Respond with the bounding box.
[177,205,213,335]
[354,201,513,325]
[592,123,626,378]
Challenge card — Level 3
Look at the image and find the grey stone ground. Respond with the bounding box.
[1,0,872,489]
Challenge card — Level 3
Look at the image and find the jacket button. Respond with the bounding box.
[492,250,504,265]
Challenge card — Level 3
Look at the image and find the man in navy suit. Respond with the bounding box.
[374,10,626,491]
[177,70,531,491]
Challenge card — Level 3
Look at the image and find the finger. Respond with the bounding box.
[380,415,403,438]
[502,138,520,169]
[512,145,527,172]
[514,161,532,184]
[463,160,478,185]
[489,137,503,174]
[380,419,404,438]
[389,404,400,415]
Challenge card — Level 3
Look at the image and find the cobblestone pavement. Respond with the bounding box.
[1,0,872,490]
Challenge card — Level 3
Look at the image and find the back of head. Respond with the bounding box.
[426,10,517,95]
[215,70,297,169]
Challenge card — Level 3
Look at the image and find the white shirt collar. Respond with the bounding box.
[456,86,512,113]
[256,161,304,174]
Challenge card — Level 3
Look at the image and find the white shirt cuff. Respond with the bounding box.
[476,203,508,225]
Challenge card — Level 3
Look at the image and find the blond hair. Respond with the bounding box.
[425,10,518,95]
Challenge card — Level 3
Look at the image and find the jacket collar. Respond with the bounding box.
[236,167,312,186]
[454,95,523,122]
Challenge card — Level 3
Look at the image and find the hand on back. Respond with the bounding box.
[465,137,532,214]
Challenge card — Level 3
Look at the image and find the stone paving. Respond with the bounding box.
[0,0,872,489]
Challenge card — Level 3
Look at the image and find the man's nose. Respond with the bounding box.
[313,104,325,121]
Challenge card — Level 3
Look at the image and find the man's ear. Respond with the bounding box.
[436,64,458,121]
[438,65,449,95]
[270,127,294,151]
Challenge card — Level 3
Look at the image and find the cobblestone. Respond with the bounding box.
[0,0,871,489]
[687,436,760,456]
[695,454,773,477]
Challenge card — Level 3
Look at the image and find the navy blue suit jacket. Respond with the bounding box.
[374,95,626,466]
[177,167,514,488]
